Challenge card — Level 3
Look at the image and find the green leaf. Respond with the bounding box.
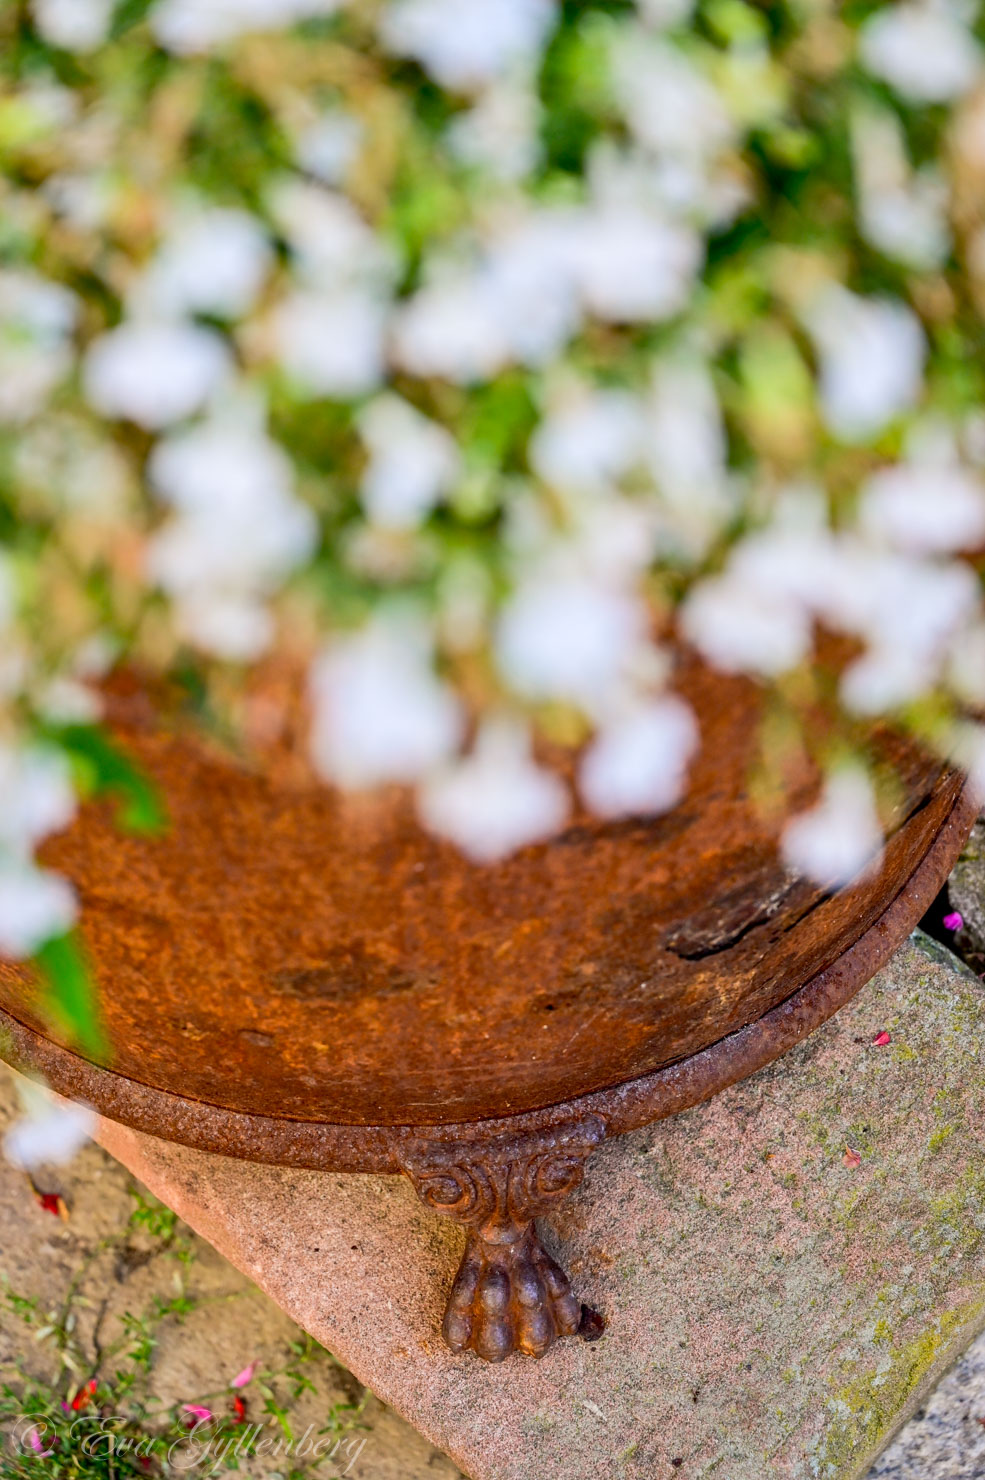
[32,931,109,1063]
[46,725,167,835]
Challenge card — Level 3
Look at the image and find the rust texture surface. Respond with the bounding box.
[0,660,974,1138]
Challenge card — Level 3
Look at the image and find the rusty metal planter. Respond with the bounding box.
[0,660,977,1362]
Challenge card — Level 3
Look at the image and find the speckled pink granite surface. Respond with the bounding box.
[96,935,985,1480]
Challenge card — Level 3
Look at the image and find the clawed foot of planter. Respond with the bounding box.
[400,1115,605,1363]
[442,1220,583,1360]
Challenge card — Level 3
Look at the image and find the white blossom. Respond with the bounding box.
[852,106,949,271]
[358,395,461,529]
[496,572,651,710]
[572,203,702,324]
[781,767,884,889]
[309,618,464,788]
[860,2,982,104]
[0,864,77,957]
[83,321,231,429]
[378,0,557,91]
[681,572,811,677]
[0,270,78,425]
[447,79,542,180]
[4,1094,95,1170]
[294,111,364,185]
[418,717,569,862]
[859,462,985,554]
[635,0,694,28]
[613,34,734,167]
[151,0,343,54]
[579,695,698,818]
[268,181,396,288]
[148,412,317,659]
[391,273,509,383]
[272,289,387,397]
[32,0,115,51]
[529,388,645,496]
[137,208,272,319]
[805,287,925,443]
[644,356,734,552]
[0,745,77,856]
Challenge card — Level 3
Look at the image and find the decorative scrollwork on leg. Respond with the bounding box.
[400,1117,605,1362]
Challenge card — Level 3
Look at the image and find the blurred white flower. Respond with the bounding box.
[0,864,77,957]
[949,719,985,805]
[358,395,461,529]
[947,620,985,705]
[268,181,396,288]
[148,413,317,659]
[860,2,982,104]
[83,321,231,429]
[0,270,78,425]
[482,213,582,366]
[378,0,557,90]
[645,356,733,551]
[859,462,985,553]
[851,106,950,271]
[0,745,76,856]
[448,79,542,180]
[137,208,272,319]
[529,387,644,497]
[496,572,650,710]
[152,0,343,54]
[781,767,884,889]
[839,643,936,714]
[310,617,464,788]
[32,0,115,51]
[4,1094,95,1170]
[391,273,508,382]
[681,572,811,677]
[294,111,364,185]
[573,203,702,324]
[805,287,925,443]
[613,34,733,166]
[418,717,569,862]
[579,695,698,818]
[272,289,387,397]
[636,0,694,26]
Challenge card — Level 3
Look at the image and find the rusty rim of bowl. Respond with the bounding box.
[0,774,977,1174]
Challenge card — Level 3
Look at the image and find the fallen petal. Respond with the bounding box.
[843,1146,862,1169]
[230,1361,256,1389]
[872,1030,892,1046]
[943,911,964,931]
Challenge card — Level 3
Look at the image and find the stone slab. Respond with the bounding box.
[94,934,985,1480]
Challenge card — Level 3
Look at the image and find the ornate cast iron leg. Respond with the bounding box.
[400,1116,605,1362]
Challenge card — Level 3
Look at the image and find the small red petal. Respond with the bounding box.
[36,1192,65,1218]
[872,1030,891,1046]
[843,1147,862,1169]
[232,1395,247,1423]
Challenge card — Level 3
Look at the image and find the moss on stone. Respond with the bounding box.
[812,1297,985,1478]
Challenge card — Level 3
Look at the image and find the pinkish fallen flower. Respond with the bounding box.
[872,1030,892,1046]
[843,1146,862,1169]
[182,1405,212,1424]
[230,1362,256,1389]
[27,1427,55,1458]
[943,911,964,931]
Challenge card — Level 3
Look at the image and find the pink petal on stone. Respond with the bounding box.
[872,1030,891,1046]
[182,1405,212,1423]
[230,1362,256,1389]
[943,911,964,931]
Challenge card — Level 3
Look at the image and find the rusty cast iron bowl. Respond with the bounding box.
[0,657,977,1362]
